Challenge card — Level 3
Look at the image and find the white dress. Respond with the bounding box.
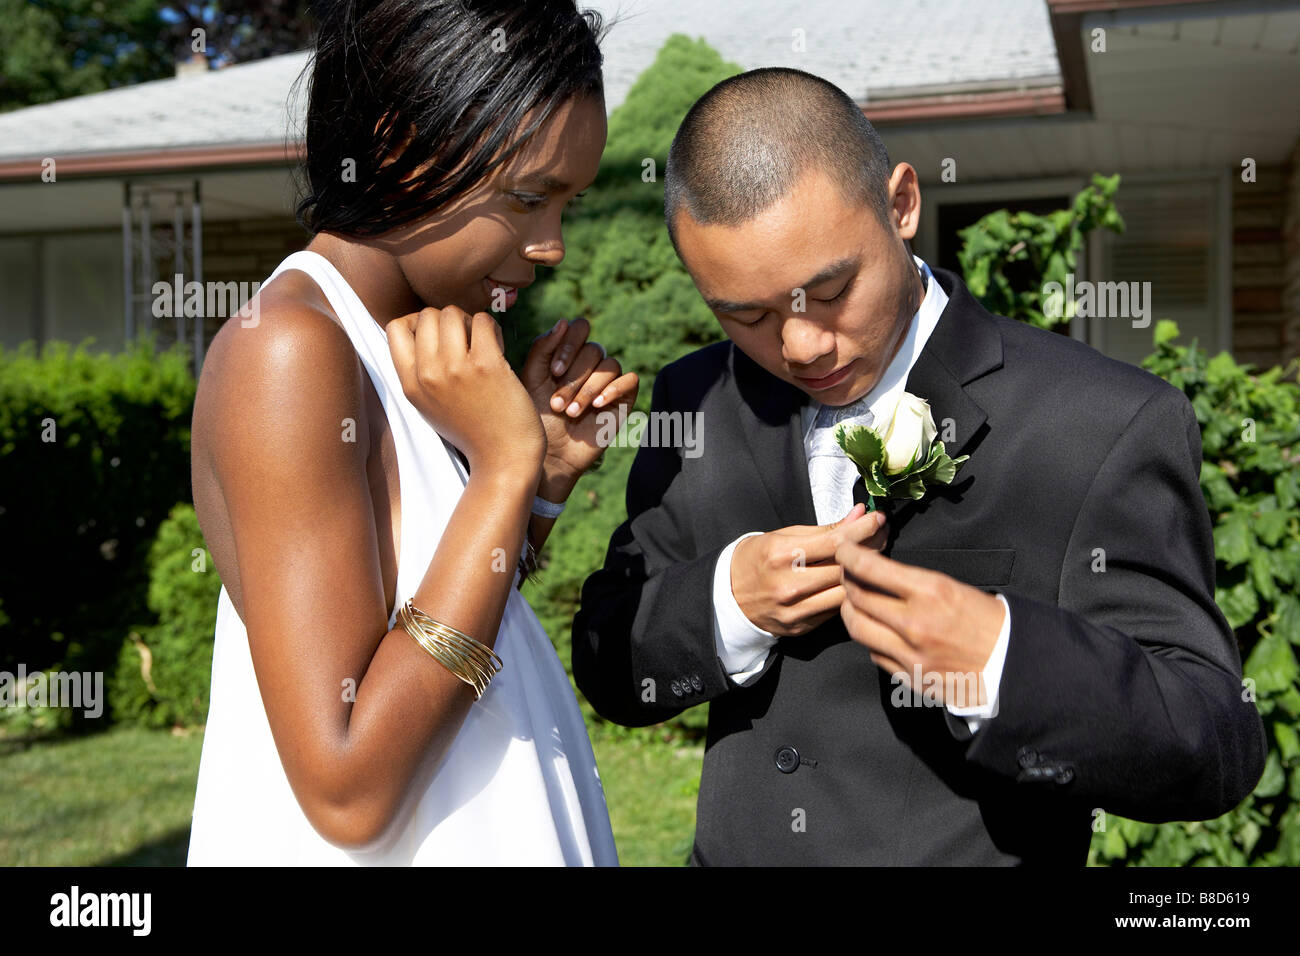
[187,250,618,866]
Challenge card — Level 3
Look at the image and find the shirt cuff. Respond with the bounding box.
[945,592,1011,733]
[712,532,780,684]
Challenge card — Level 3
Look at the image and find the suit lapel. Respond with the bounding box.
[729,344,817,529]
[726,266,1004,529]
[884,267,1003,522]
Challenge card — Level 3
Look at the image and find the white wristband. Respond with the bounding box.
[531,495,566,519]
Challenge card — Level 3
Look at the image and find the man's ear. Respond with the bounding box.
[887,163,921,242]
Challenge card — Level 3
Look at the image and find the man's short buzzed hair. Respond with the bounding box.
[664,67,893,244]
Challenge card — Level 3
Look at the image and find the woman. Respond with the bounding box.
[186,0,631,865]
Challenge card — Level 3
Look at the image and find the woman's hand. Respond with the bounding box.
[388,305,545,481]
[518,318,639,494]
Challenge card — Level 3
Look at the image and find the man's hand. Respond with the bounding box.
[731,504,887,636]
[835,523,1006,708]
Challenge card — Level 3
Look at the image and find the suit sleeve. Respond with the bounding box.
[963,384,1267,821]
[571,368,777,726]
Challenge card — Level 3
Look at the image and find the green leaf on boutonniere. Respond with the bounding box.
[833,424,972,505]
[834,422,885,473]
[908,440,969,486]
[865,460,891,497]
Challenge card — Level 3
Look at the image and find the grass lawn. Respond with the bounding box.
[588,722,703,866]
[0,721,702,866]
[0,725,204,866]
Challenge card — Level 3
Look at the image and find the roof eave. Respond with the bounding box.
[0,140,303,183]
[1044,0,1226,112]
[864,86,1068,126]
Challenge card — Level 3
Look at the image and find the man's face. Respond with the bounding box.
[673,164,924,407]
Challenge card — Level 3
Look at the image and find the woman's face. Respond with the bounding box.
[376,94,607,316]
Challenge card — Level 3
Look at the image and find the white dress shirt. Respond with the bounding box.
[710,256,1011,734]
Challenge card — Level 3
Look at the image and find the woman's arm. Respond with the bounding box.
[203,303,539,850]
[523,471,579,559]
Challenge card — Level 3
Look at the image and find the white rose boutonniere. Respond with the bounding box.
[833,391,969,513]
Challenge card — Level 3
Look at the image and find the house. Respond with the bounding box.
[0,0,1296,372]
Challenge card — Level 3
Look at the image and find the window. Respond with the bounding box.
[43,232,126,353]
[0,231,125,354]
[0,238,39,351]
[1094,177,1227,367]
[920,174,1230,367]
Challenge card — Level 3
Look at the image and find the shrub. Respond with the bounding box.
[0,335,194,730]
[960,177,1300,864]
[1089,322,1300,865]
[110,502,220,729]
[957,173,1125,331]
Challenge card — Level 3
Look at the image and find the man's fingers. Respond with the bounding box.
[838,509,887,545]
[786,582,847,621]
[870,653,908,681]
[840,559,913,638]
[841,598,912,665]
[794,508,884,564]
[835,539,926,598]
[775,565,843,604]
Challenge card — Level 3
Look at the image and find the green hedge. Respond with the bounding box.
[1088,322,1300,865]
[110,503,220,729]
[960,174,1300,864]
[0,335,194,729]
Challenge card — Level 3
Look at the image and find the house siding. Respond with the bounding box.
[1234,148,1300,377]
[198,216,307,347]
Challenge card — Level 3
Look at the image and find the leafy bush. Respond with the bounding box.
[110,503,221,729]
[0,335,195,729]
[0,665,80,736]
[1089,322,1300,865]
[959,178,1300,863]
[957,173,1125,330]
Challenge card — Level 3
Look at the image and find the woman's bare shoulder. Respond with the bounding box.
[195,273,369,480]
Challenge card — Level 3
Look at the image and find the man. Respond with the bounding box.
[571,68,1265,865]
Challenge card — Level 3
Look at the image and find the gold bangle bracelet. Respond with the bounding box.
[404,604,502,681]
[397,603,485,693]
[398,604,492,699]
[397,600,502,700]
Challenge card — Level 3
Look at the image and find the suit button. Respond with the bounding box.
[775,746,800,773]
[690,674,703,692]
[1016,746,1038,769]
[670,680,683,697]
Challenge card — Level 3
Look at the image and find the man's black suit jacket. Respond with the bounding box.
[571,266,1267,865]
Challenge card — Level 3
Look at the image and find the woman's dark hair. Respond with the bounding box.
[293,0,605,238]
